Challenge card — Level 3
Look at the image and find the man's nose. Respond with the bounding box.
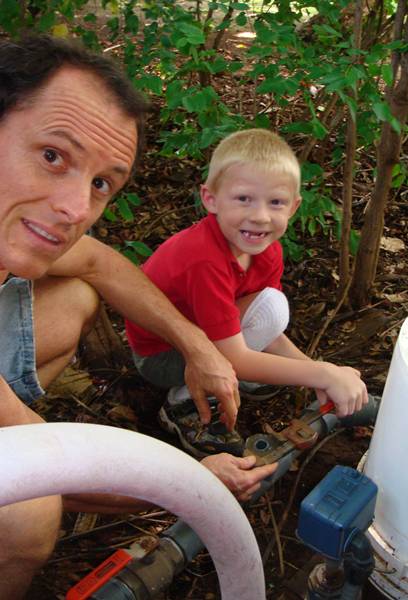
[52,180,92,224]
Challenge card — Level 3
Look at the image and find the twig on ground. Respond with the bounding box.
[264,493,285,577]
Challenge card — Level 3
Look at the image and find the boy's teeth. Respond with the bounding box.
[242,230,266,239]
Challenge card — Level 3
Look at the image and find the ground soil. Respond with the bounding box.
[26,24,408,600]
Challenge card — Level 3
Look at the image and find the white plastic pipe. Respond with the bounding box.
[363,317,408,599]
[0,423,265,600]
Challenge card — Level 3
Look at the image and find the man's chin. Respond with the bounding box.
[3,258,50,280]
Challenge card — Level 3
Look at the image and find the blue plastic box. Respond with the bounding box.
[297,465,377,560]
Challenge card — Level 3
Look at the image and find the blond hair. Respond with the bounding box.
[205,129,300,194]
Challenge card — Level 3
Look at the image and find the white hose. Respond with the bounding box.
[0,423,265,599]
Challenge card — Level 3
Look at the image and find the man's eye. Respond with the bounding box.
[43,148,62,164]
[93,177,110,194]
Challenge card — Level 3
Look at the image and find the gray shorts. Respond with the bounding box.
[0,277,44,405]
[132,348,186,389]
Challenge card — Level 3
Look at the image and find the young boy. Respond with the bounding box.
[126,129,368,457]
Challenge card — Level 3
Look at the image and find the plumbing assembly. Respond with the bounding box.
[1,317,407,599]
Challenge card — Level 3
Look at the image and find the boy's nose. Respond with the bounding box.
[249,203,270,222]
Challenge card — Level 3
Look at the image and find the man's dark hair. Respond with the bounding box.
[0,34,149,155]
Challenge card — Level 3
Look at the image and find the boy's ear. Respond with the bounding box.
[290,195,302,217]
[200,184,218,214]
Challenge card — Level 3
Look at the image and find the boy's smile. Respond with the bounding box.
[201,163,301,262]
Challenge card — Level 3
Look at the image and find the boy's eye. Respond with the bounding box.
[237,195,250,203]
[93,177,110,194]
[270,198,283,206]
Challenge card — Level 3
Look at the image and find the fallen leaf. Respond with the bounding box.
[380,236,405,253]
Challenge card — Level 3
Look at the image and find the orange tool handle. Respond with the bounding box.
[66,548,133,599]
[319,400,335,415]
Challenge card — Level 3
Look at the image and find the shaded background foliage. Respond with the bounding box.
[1,0,406,306]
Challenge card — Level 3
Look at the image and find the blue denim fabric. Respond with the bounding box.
[0,277,44,404]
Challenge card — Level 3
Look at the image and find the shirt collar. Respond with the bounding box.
[205,213,246,273]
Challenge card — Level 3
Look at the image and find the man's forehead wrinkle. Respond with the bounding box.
[44,86,136,149]
[42,101,136,149]
[44,89,137,142]
[42,109,136,167]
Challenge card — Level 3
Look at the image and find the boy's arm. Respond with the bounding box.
[214,332,368,418]
[47,236,240,429]
[264,333,310,361]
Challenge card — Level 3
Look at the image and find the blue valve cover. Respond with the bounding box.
[297,465,377,560]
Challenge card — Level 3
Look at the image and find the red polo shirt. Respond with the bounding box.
[126,214,283,355]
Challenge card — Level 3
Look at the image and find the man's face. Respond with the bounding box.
[0,66,137,279]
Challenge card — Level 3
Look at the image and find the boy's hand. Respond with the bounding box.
[184,349,240,431]
[201,453,277,502]
[316,364,368,418]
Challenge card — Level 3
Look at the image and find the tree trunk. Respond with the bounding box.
[339,0,363,294]
[349,41,408,307]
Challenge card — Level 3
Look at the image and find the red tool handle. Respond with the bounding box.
[319,400,335,415]
[66,548,133,599]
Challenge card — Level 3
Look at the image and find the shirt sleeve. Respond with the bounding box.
[183,262,241,341]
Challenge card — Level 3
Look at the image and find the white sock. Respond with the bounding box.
[167,384,191,405]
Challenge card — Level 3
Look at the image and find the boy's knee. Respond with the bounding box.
[0,495,62,569]
[241,288,289,351]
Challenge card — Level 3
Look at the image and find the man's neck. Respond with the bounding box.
[0,270,9,285]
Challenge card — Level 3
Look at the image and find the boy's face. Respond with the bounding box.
[201,163,301,261]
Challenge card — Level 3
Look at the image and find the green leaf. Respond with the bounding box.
[254,114,270,129]
[125,240,153,257]
[38,12,56,31]
[84,13,97,23]
[283,121,314,135]
[381,63,393,88]
[103,207,117,222]
[121,248,140,265]
[372,101,402,133]
[125,13,139,33]
[235,12,247,26]
[126,193,142,206]
[349,229,360,255]
[136,74,163,95]
[301,162,324,183]
[116,197,134,221]
[311,118,328,140]
[178,22,205,45]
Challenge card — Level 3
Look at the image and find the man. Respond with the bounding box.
[0,35,276,598]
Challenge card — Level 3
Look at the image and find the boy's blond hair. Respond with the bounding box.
[205,129,300,194]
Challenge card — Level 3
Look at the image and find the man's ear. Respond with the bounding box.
[200,184,218,214]
[290,195,302,218]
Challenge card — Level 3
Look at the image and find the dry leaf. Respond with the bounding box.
[380,236,405,253]
[107,404,139,424]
